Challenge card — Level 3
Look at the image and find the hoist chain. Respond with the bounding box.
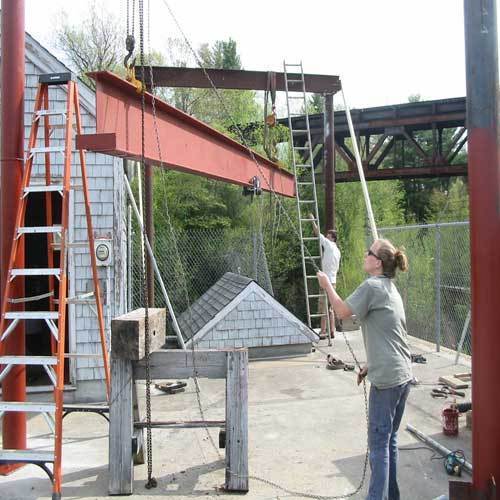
[137,0,156,489]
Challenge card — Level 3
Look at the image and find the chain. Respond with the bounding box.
[126,0,136,37]
[137,0,157,489]
[146,55,223,463]
[139,2,372,496]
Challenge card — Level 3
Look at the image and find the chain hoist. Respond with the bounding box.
[134,0,157,489]
[124,0,143,93]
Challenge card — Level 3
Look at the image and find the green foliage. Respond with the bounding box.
[54,1,122,89]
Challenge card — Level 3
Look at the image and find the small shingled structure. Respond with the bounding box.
[177,272,318,358]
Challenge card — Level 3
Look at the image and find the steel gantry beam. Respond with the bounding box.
[136,66,341,94]
[76,71,296,198]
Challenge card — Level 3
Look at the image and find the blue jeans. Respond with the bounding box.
[367,381,411,500]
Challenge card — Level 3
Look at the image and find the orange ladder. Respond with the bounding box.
[0,73,111,500]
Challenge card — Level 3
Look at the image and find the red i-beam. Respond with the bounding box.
[76,71,296,198]
[0,0,27,473]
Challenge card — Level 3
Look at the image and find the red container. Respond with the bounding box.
[442,407,459,436]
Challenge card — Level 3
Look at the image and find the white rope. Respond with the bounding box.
[341,89,379,241]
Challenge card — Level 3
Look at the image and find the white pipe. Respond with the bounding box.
[406,423,472,474]
[341,89,378,241]
[124,175,186,350]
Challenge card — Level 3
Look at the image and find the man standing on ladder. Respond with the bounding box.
[310,214,341,339]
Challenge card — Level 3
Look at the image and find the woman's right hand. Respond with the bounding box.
[357,366,368,385]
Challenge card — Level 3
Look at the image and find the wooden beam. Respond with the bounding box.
[134,349,227,379]
[109,357,134,495]
[225,349,249,492]
[111,308,166,360]
[76,71,295,198]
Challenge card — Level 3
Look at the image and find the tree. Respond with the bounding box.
[55,1,123,89]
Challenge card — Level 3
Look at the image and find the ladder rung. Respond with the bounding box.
[287,79,303,83]
[292,130,308,134]
[11,268,60,277]
[29,146,65,154]
[305,256,321,260]
[302,237,319,241]
[64,353,102,358]
[306,275,318,279]
[36,109,66,117]
[308,294,323,298]
[296,164,313,168]
[298,200,315,204]
[18,226,62,235]
[297,182,313,185]
[24,185,63,194]
[284,63,302,67]
[5,311,59,320]
[310,313,327,318]
[288,96,305,99]
[0,355,57,365]
[0,449,54,463]
[293,146,309,150]
[0,401,56,413]
[300,218,317,222]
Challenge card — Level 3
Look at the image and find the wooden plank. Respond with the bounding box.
[225,349,249,492]
[109,357,134,495]
[134,349,226,380]
[439,375,469,389]
[454,372,472,381]
[111,308,166,360]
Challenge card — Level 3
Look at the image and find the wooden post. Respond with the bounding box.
[109,356,134,495]
[225,349,249,491]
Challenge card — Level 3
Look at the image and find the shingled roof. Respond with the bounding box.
[178,272,254,341]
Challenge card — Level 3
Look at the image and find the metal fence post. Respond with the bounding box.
[435,224,442,352]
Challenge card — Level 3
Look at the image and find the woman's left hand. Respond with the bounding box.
[317,271,330,290]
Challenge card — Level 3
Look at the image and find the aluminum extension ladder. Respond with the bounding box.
[0,73,111,499]
[283,61,332,344]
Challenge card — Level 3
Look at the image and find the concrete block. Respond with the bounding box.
[239,329,249,339]
[262,337,272,346]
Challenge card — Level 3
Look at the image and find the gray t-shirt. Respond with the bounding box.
[345,275,412,389]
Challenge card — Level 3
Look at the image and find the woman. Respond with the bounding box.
[317,239,412,500]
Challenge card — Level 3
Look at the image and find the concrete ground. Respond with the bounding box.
[0,330,472,500]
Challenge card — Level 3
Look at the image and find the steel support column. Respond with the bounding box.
[323,93,335,230]
[463,0,499,497]
[0,0,26,473]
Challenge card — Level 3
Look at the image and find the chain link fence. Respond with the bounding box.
[128,225,274,332]
[379,221,471,357]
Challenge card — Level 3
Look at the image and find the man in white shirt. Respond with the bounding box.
[310,215,341,339]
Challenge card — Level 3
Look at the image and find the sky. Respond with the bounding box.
[23,0,495,109]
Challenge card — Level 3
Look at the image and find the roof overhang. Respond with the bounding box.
[76,71,295,197]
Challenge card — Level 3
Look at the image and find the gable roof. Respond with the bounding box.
[178,272,318,345]
[178,272,253,341]
[23,31,96,116]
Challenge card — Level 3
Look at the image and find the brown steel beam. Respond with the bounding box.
[138,66,341,94]
[335,164,467,182]
[76,72,295,198]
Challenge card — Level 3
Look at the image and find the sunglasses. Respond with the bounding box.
[367,249,382,260]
